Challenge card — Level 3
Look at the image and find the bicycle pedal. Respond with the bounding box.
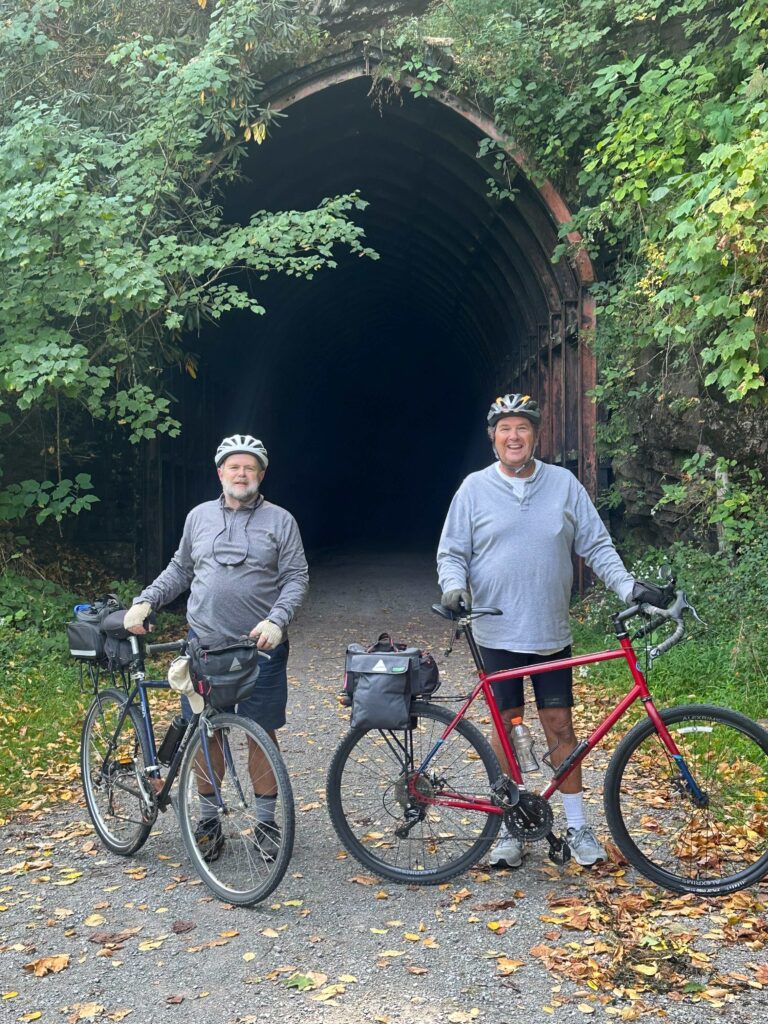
[547,836,571,867]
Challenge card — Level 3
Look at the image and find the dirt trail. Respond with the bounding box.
[1,552,766,1023]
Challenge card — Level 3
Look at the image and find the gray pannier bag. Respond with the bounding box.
[345,645,418,730]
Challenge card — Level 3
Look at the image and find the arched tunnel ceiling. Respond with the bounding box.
[150,64,594,563]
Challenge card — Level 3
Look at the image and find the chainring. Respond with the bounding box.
[504,791,554,841]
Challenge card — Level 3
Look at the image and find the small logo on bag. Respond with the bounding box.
[229,656,242,672]
[372,659,388,672]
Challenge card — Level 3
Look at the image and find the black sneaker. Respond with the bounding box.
[251,821,281,863]
[194,817,224,862]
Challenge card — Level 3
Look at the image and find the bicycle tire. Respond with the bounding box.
[80,687,154,856]
[326,702,503,885]
[604,703,768,895]
[177,712,295,906]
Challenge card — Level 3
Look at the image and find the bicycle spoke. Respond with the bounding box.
[327,703,502,884]
[177,713,294,905]
[605,705,768,894]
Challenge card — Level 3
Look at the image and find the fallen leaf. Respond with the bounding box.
[349,875,376,886]
[23,954,70,977]
[166,995,184,1005]
[83,914,107,927]
[171,921,195,934]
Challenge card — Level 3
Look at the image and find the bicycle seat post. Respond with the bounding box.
[462,619,487,674]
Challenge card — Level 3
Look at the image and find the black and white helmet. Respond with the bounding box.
[487,393,541,428]
[214,434,269,469]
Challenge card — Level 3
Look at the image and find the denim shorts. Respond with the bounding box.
[479,645,573,710]
[181,640,289,731]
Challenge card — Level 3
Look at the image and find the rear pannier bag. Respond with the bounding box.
[187,637,261,711]
[345,645,418,730]
[66,595,124,664]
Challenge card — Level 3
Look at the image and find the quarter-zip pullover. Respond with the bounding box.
[138,494,308,646]
[437,462,634,651]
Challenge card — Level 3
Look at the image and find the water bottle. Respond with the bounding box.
[157,715,188,765]
[510,716,539,773]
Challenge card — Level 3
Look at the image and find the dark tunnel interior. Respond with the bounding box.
[139,73,582,570]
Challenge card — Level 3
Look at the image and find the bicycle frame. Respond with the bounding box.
[414,624,703,814]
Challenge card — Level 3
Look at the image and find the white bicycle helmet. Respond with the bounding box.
[214,434,269,469]
[487,393,541,428]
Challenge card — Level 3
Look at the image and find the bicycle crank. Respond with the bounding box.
[504,791,554,841]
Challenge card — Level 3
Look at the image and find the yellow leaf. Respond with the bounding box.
[404,933,420,942]
[380,950,405,957]
[243,952,256,962]
[219,930,239,938]
[198,0,207,8]
[72,1003,105,1021]
[21,1013,42,1022]
[262,928,279,939]
[283,900,303,907]
[632,964,658,976]
[577,1005,595,1014]
[84,914,107,927]
[338,975,357,983]
[2,993,19,999]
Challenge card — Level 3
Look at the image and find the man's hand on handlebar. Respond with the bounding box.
[631,579,675,610]
[124,601,153,635]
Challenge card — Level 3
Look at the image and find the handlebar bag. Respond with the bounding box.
[187,638,261,711]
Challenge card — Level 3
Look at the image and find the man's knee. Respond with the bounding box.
[538,707,576,744]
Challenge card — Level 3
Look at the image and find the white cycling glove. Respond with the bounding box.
[124,601,153,634]
[250,619,283,650]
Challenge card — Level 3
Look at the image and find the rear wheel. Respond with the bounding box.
[326,702,502,885]
[604,704,768,895]
[177,712,295,906]
[81,688,154,855]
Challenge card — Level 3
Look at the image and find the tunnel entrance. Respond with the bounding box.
[141,54,597,576]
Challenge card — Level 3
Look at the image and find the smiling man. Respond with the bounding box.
[437,394,638,871]
[124,433,308,863]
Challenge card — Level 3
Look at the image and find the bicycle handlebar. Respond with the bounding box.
[621,589,704,661]
[146,640,186,655]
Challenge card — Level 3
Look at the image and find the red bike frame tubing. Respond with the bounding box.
[427,634,684,806]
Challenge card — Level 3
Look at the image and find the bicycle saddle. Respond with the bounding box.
[431,604,503,621]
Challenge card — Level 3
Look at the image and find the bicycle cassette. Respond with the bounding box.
[504,791,554,841]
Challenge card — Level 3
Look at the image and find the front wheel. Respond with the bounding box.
[604,704,768,895]
[326,702,502,885]
[80,688,154,856]
[177,712,295,906]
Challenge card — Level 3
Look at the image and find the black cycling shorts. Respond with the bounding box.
[479,645,573,710]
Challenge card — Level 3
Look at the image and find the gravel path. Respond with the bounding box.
[2,552,766,1023]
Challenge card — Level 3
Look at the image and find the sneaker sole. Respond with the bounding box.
[571,853,606,867]
[198,837,224,863]
[488,853,523,868]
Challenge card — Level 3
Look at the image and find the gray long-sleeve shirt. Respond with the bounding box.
[437,462,634,651]
[137,495,308,646]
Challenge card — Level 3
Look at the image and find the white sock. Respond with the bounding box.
[560,791,586,831]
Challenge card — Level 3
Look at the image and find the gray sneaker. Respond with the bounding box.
[488,824,523,868]
[566,825,607,866]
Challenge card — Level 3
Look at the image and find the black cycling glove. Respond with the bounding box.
[631,580,674,609]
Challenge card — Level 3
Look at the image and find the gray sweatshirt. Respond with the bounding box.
[137,495,308,646]
[437,462,634,651]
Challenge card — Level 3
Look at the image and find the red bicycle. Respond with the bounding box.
[326,582,768,895]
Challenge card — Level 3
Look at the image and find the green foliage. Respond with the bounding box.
[401,0,768,476]
[0,475,98,525]
[654,453,768,545]
[0,0,376,527]
[574,542,768,719]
